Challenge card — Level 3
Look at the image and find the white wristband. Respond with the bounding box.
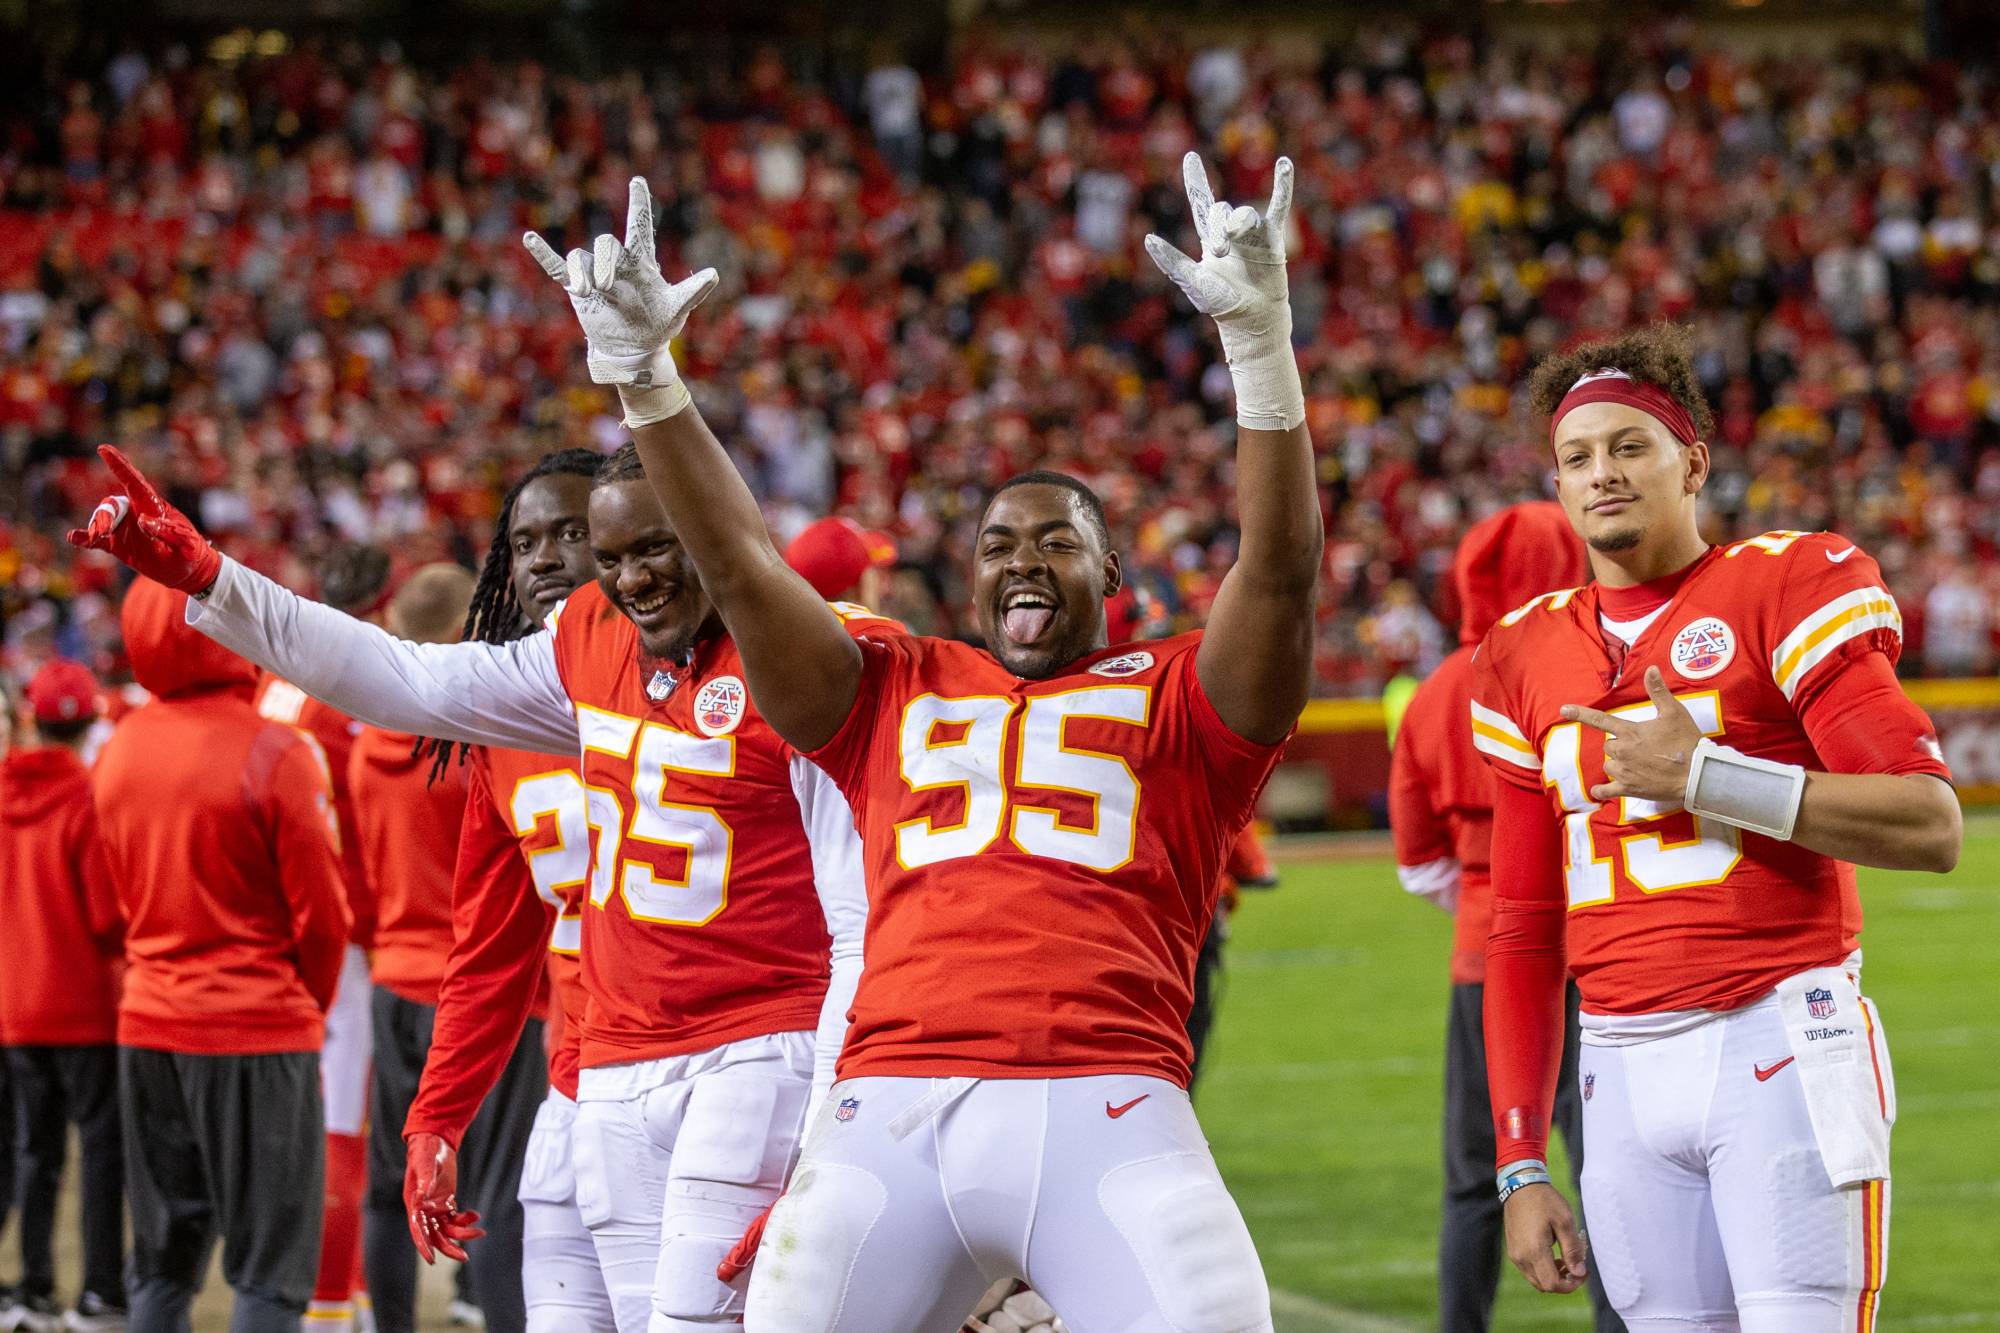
[1219,308,1305,433]
[618,380,692,429]
[1683,738,1806,841]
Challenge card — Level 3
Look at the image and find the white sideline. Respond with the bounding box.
[1267,1288,1422,1332]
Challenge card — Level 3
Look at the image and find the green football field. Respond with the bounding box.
[1201,818,2000,1332]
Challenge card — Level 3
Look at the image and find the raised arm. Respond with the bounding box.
[523,179,859,753]
[68,447,578,755]
[1147,154,1322,745]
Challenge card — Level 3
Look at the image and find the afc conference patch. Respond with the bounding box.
[1089,650,1155,678]
[835,1097,861,1122]
[1670,616,1736,680]
[694,675,747,736]
[1805,987,1837,1020]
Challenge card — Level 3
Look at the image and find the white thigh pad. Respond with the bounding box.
[654,1070,811,1324]
[1095,1153,1270,1333]
[743,1162,889,1333]
[668,1069,807,1199]
[521,1095,581,1207]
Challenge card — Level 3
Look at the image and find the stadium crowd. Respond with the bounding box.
[5,21,2000,693]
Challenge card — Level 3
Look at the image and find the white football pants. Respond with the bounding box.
[570,1031,814,1333]
[1578,992,1892,1332]
[321,944,374,1135]
[518,1090,617,1333]
[744,1073,1272,1333]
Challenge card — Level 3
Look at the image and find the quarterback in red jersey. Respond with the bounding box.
[69,446,880,1333]
[525,159,1319,1330]
[1473,326,1961,1330]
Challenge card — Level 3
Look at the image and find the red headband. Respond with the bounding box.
[1551,369,1698,447]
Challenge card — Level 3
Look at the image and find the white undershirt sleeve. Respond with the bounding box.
[186,556,578,755]
[788,754,869,1118]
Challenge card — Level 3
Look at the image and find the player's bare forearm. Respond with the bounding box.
[1792,771,1961,873]
[629,408,860,752]
[1197,422,1322,744]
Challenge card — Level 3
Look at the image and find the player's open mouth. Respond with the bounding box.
[1000,586,1058,645]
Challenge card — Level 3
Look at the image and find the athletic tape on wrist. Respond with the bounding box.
[619,379,692,429]
[1683,737,1805,841]
[1222,319,1305,432]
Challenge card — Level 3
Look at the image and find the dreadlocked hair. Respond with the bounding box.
[423,448,606,784]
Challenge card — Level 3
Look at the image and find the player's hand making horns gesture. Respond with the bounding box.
[524,177,718,425]
[1562,666,1707,804]
[1145,152,1304,433]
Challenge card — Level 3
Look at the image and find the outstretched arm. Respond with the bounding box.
[524,180,859,753]
[1148,154,1322,745]
[68,447,578,754]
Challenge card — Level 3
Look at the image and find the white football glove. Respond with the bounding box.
[523,176,719,427]
[1145,152,1304,432]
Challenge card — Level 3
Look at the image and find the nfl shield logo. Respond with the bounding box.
[835,1097,860,1123]
[1583,1072,1595,1102]
[1806,987,1836,1020]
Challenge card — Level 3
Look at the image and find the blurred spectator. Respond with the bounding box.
[4,24,2000,697]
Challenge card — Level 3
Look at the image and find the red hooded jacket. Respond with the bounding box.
[348,726,466,1006]
[93,579,351,1054]
[256,673,374,947]
[0,745,122,1045]
[1388,503,1587,984]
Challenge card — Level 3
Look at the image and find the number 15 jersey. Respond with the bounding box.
[1470,531,1951,1017]
[808,630,1285,1088]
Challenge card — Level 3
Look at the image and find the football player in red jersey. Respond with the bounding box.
[523,158,1318,1330]
[395,449,614,1333]
[1472,325,1961,1330]
[68,447,882,1333]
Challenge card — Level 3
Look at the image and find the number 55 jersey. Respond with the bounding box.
[1470,530,1952,1018]
[807,630,1286,1088]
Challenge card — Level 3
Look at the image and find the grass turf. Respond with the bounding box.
[1200,818,2000,1331]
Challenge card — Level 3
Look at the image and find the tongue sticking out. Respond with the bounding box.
[1004,605,1055,643]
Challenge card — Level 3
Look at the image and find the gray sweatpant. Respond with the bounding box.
[120,1046,324,1333]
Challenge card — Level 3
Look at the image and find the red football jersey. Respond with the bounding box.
[547,583,894,1069]
[406,743,586,1145]
[1471,531,1951,1016]
[808,630,1284,1087]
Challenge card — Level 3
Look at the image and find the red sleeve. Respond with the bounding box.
[1389,690,1452,871]
[266,735,353,1012]
[405,753,556,1148]
[1794,649,1953,780]
[1483,778,1568,1171]
[805,635,904,810]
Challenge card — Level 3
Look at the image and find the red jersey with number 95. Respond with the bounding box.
[1470,530,1951,1016]
[548,582,895,1069]
[808,630,1284,1088]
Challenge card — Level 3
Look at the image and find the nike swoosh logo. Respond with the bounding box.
[1106,1095,1150,1119]
[1825,546,1858,563]
[1754,1057,1796,1082]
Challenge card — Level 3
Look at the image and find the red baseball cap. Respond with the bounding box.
[25,659,101,725]
[784,517,897,600]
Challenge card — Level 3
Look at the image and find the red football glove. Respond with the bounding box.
[716,1200,776,1285]
[404,1131,485,1264]
[65,445,222,595]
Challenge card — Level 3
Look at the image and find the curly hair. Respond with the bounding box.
[1526,323,1715,441]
